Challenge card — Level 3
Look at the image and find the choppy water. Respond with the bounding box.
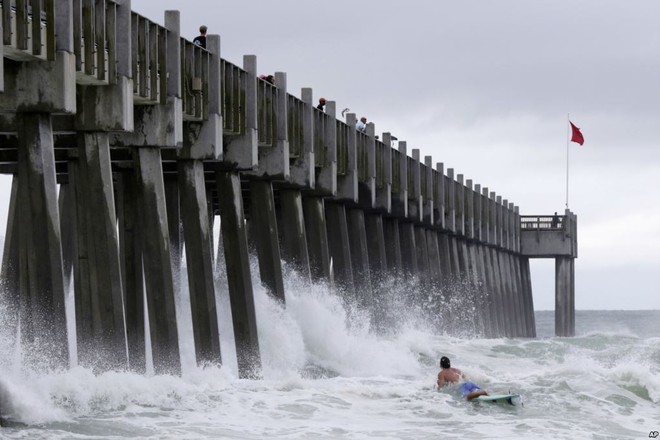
[1,271,659,439]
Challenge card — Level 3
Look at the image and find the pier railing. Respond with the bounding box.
[391,148,403,193]
[520,215,564,230]
[312,107,329,168]
[2,0,55,61]
[287,94,304,159]
[375,139,387,190]
[181,38,209,121]
[336,120,349,175]
[220,59,246,135]
[257,77,277,147]
[356,131,369,182]
[131,12,167,104]
[73,0,119,84]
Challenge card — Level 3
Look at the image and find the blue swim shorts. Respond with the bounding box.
[460,381,482,396]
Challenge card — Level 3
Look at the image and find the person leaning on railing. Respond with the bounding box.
[551,212,559,228]
[193,25,207,49]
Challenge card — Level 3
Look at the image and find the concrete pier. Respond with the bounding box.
[0,3,580,397]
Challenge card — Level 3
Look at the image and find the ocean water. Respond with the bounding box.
[1,268,659,439]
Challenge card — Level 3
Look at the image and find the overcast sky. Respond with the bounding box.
[2,0,659,310]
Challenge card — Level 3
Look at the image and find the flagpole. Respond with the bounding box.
[566,113,570,209]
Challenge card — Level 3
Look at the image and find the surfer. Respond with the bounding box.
[436,356,488,401]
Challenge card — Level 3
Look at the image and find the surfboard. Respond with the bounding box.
[474,393,522,406]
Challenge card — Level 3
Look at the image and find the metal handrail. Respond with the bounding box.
[520,215,564,230]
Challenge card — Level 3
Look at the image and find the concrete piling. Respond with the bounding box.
[399,222,418,279]
[71,133,127,370]
[325,202,355,293]
[365,213,388,284]
[216,171,262,378]
[383,217,403,277]
[116,169,147,373]
[179,160,222,365]
[17,113,69,369]
[250,180,286,302]
[347,208,372,308]
[303,196,332,283]
[555,257,575,337]
[136,147,181,375]
[279,189,312,281]
[0,176,20,342]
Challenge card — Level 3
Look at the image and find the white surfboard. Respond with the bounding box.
[474,393,522,406]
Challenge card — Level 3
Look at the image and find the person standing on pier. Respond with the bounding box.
[317,97,327,111]
[551,212,560,228]
[193,25,208,48]
[356,116,367,132]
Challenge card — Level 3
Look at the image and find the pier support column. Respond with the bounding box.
[555,257,575,337]
[136,147,181,375]
[216,171,262,379]
[494,250,514,337]
[1,176,20,341]
[485,247,504,337]
[250,180,285,302]
[414,226,430,286]
[325,202,354,293]
[116,169,146,373]
[365,213,387,284]
[502,252,518,337]
[399,222,418,279]
[164,176,182,292]
[279,189,312,281]
[466,243,486,337]
[520,257,536,337]
[347,208,372,308]
[509,253,526,337]
[447,236,461,282]
[426,230,441,288]
[303,196,331,283]
[179,160,221,365]
[438,234,453,286]
[383,217,402,276]
[71,133,127,370]
[58,184,76,292]
[475,245,492,337]
[17,113,68,369]
[500,249,515,337]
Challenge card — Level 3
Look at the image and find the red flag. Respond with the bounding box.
[569,121,584,145]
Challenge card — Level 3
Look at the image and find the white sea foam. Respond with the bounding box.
[1,272,659,438]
